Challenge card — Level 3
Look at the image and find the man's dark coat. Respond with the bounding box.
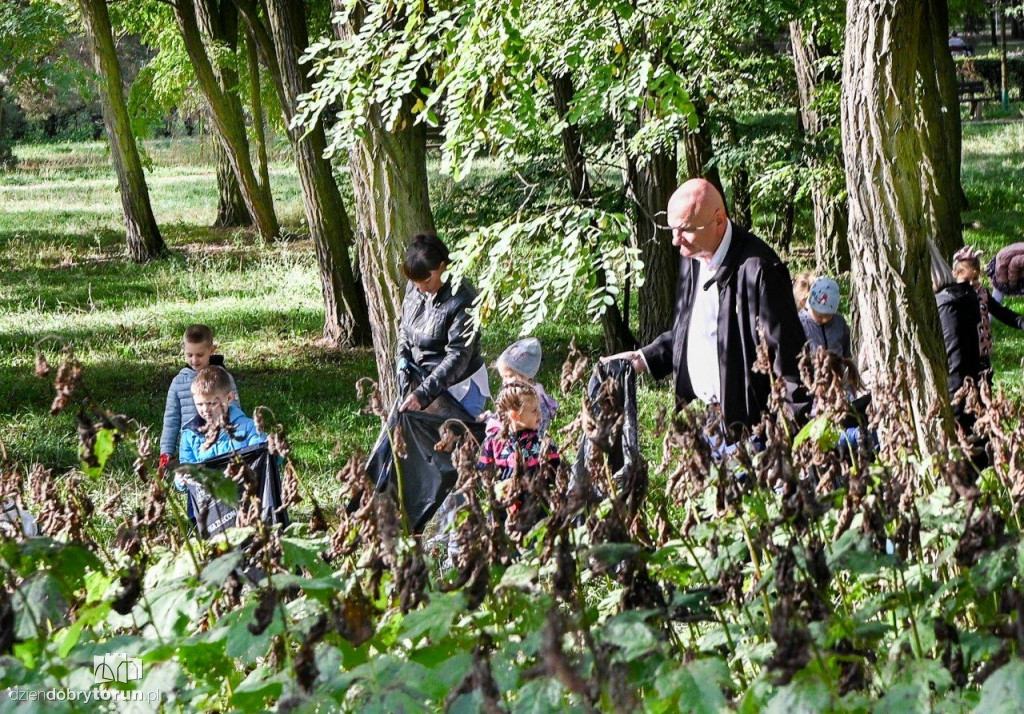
[640,223,810,433]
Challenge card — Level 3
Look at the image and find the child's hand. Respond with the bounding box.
[172,469,191,492]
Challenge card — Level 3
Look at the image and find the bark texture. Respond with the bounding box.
[174,0,279,240]
[790,19,850,274]
[917,0,964,260]
[254,0,370,347]
[681,98,724,197]
[842,0,956,455]
[245,28,270,195]
[336,1,435,404]
[552,71,635,353]
[78,0,165,261]
[213,127,252,227]
[200,0,252,228]
[628,146,679,345]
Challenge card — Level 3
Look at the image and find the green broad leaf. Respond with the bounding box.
[269,573,347,604]
[83,427,117,478]
[874,683,927,714]
[975,660,1024,713]
[0,538,102,586]
[176,638,235,682]
[281,536,333,577]
[12,572,70,639]
[765,670,833,713]
[231,669,286,709]
[654,658,731,713]
[600,612,661,661]
[84,570,116,604]
[56,602,110,658]
[497,563,539,591]
[399,592,466,644]
[146,583,196,638]
[792,415,840,451]
[586,542,644,569]
[510,678,565,713]
[969,545,1017,594]
[200,550,244,587]
[210,599,284,661]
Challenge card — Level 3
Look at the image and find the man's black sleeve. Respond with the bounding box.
[640,330,675,381]
[758,260,812,421]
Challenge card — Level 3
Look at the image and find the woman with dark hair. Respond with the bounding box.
[395,233,489,416]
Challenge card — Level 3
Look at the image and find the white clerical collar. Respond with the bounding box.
[704,220,733,271]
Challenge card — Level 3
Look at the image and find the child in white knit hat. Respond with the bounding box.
[483,337,558,436]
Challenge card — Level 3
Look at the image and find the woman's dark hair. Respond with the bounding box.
[403,233,450,281]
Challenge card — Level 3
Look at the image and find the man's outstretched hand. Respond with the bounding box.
[601,350,647,374]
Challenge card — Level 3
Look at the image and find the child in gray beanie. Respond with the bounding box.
[486,337,558,436]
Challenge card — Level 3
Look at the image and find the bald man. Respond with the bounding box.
[608,179,809,436]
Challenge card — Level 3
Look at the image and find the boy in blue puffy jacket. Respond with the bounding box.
[174,365,265,519]
[159,324,239,476]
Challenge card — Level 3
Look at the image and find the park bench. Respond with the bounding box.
[958,79,997,120]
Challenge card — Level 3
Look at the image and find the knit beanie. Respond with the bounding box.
[808,277,840,316]
[498,338,542,379]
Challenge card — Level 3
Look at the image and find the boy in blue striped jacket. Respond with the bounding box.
[159,324,239,476]
[173,365,265,520]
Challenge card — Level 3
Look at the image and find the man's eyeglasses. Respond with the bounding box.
[652,210,715,234]
[651,219,712,234]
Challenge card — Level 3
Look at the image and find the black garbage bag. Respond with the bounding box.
[365,392,486,534]
[184,444,288,539]
[572,358,640,492]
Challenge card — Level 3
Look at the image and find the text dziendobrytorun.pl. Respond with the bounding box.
[3,688,162,704]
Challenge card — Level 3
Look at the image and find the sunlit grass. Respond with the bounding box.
[1,122,1022,512]
[0,137,607,515]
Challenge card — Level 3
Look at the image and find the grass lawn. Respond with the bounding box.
[0,124,1021,518]
[0,137,650,520]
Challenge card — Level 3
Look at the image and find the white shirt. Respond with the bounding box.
[448,362,491,402]
[685,221,733,405]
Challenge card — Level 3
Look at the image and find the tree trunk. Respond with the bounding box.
[790,19,850,274]
[213,134,252,227]
[77,0,165,262]
[842,0,956,456]
[256,0,371,347]
[551,71,635,353]
[731,165,752,228]
[173,0,279,241]
[245,28,270,194]
[917,0,964,260]
[199,0,252,228]
[627,145,679,346]
[335,2,434,405]
[681,97,724,197]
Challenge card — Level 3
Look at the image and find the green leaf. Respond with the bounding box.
[874,683,927,714]
[586,542,644,569]
[200,550,244,587]
[654,658,731,713]
[975,660,1024,714]
[765,669,833,713]
[601,612,661,661]
[792,415,840,451]
[281,536,333,577]
[399,592,466,644]
[82,427,117,479]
